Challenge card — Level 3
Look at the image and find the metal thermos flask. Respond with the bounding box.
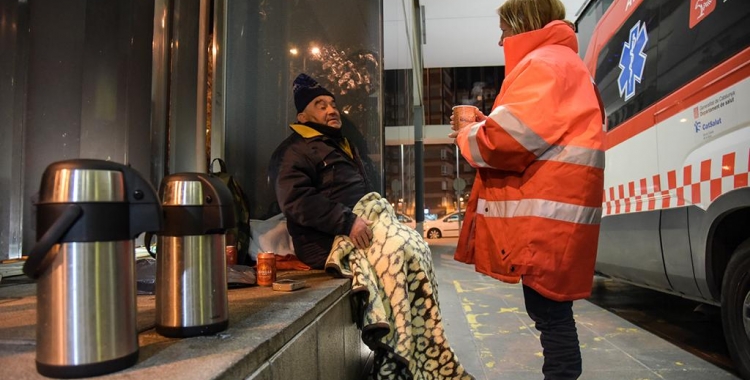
[151,173,234,337]
[23,159,162,378]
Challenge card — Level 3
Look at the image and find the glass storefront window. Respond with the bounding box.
[223,1,384,218]
[383,66,502,222]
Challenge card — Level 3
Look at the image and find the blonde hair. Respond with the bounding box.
[497,0,568,35]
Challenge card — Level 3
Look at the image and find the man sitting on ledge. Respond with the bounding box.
[268,73,374,269]
[269,73,473,380]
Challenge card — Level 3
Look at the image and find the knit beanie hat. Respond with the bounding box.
[293,73,334,113]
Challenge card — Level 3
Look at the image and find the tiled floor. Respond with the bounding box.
[428,238,742,380]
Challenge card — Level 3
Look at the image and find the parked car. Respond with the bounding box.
[395,213,416,230]
[423,211,464,239]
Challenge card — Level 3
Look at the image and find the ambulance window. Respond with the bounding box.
[655,0,750,103]
[594,1,659,131]
[594,0,750,131]
[576,0,614,61]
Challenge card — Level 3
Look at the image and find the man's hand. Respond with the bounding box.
[349,217,373,250]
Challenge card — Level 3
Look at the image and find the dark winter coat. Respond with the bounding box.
[269,123,371,268]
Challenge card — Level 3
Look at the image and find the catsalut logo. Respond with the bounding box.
[694,118,722,133]
[690,0,716,29]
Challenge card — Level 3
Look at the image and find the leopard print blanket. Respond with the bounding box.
[325,192,474,380]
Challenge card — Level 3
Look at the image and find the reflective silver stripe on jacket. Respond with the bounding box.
[467,122,491,168]
[467,106,604,170]
[487,106,550,157]
[477,198,602,225]
[537,145,605,169]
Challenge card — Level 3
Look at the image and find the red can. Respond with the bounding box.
[225,245,238,266]
[256,252,276,286]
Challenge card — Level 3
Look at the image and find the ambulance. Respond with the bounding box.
[581,0,750,376]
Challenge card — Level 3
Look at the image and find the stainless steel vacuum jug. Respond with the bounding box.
[22,159,162,378]
[150,173,234,337]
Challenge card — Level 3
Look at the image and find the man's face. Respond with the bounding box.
[298,95,342,128]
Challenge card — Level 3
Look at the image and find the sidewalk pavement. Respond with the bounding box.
[428,238,741,380]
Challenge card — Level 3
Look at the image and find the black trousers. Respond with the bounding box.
[523,285,582,380]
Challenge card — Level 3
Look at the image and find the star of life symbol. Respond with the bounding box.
[617,20,648,101]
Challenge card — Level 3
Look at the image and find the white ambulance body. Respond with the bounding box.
[581,0,750,376]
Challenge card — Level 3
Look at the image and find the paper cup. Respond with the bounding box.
[452,105,479,130]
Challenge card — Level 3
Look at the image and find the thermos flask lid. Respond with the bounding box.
[157,173,235,236]
[160,173,233,207]
[162,180,207,206]
[38,162,127,204]
[32,159,163,239]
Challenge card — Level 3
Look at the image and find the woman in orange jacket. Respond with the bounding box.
[450,0,605,378]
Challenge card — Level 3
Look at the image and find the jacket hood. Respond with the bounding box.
[503,20,578,74]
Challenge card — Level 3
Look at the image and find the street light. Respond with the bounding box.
[289,46,320,73]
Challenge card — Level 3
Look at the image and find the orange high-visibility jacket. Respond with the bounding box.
[454,21,605,301]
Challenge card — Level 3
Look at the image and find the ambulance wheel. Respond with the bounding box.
[721,238,750,380]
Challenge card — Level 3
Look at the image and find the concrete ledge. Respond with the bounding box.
[0,270,370,379]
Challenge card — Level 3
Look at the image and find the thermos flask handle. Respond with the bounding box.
[144,232,157,258]
[211,158,227,174]
[23,204,83,279]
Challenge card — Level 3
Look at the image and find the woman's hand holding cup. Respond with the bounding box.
[450,105,484,139]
